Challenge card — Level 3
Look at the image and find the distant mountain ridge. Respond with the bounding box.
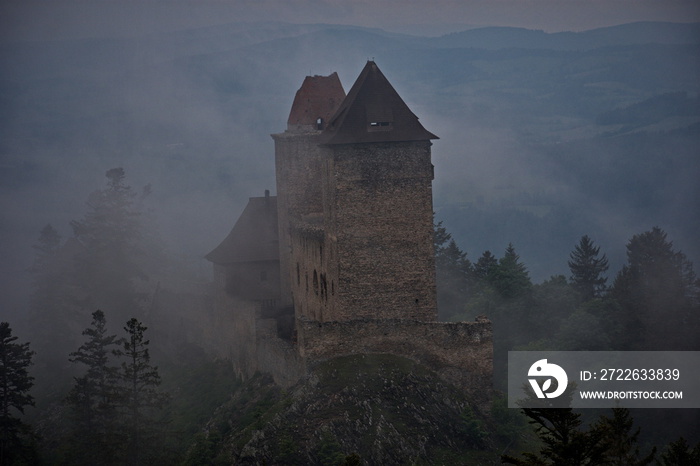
[430,21,700,50]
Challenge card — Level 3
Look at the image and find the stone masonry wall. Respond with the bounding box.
[288,224,334,322]
[256,318,307,387]
[296,316,493,392]
[323,140,437,322]
[272,130,326,310]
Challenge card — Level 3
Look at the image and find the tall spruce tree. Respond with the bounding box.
[594,407,655,465]
[70,168,147,323]
[612,227,700,350]
[502,396,607,466]
[474,251,498,282]
[568,235,609,300]
[658,437,700,466]
[492,244,532,299]
[117,318,169,465]
[434,220,473,320]
[66,310,123,464]
[0,322,36,465]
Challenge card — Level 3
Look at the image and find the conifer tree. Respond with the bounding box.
[568,235,609,300]
[0,322,36,465]
[66,310,123,464]
[70,168,147,323]
[434,220,473,319]
[474,251,498,282]
[117,318,169,465]
[492,244,531,299]
[612,227,700,349]
[658,437,700,466]
[502,403,606,465]
[594,407,655,465]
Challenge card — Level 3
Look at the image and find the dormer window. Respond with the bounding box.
[366,104,393,132]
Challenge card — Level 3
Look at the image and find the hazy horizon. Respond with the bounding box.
[2,0,699,43]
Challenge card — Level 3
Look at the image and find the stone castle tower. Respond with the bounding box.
[273,61,438,324]
[206,61,492,390]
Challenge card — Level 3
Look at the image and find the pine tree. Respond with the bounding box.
[502,405,606,465]
[66,310,123,464]
[474,251,498,282]
[612,227,700,350]
[594,407,655,465]
[434,220,473,319]
[117,318,169,465]
[70,168,147,323]
[568,235,609,300]
[658,437,700,466]
[0,322,36,465]
[492,244,532,299]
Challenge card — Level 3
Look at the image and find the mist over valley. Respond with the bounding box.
[2,21,699,318]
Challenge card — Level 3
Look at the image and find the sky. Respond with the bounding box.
[2,0,699,43]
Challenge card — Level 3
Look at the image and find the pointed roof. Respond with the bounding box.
[321,61,438,145]
[205,193,279,265]
[287,72,346,130]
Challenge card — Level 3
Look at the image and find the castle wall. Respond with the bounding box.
[296,317,493,392]
[272,131,326,310]
[323,141,437,322]
[256,318,307,387]
[223,260,281,304]
[289,225,336,322]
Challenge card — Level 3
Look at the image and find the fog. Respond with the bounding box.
[1,2,699,327]
[2,2,700,462]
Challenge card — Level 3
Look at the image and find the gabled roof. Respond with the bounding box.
[321,61,438,145]
[287,72,346,129]
[205,194,279,265]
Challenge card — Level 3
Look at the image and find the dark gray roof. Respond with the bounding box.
[205,194,279,265]
[321,61,438,145]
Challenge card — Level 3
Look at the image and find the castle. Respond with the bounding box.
[205,61,492,392]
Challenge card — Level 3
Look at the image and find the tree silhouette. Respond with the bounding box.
[658,437,700,466]
[117,318,169,465]
[434,220,473,319]
[70,168,148,323]
[492,244,531,299]
[612,227,700,349]
[66,310,123,464]
[568,235,609,300]
[0,322,36,465]
[594,407,655,465]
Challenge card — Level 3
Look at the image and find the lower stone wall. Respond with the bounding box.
[256,320,306,387]
[296,316,493,393]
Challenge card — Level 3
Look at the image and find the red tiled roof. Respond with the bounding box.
[287,72,346,129]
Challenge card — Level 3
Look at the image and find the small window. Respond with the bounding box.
[316,117,324,130]
[366,105,393,132]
